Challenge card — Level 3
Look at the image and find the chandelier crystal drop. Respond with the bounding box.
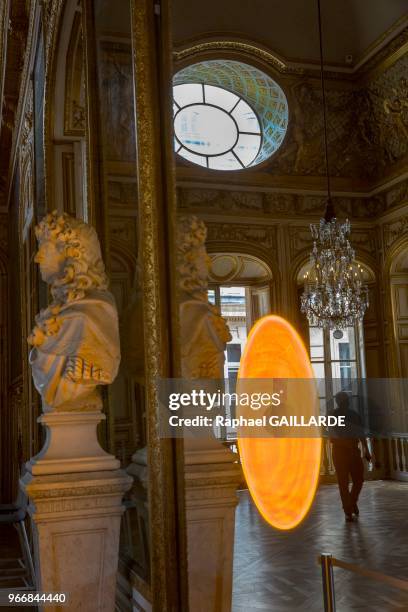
[301,214,369,329]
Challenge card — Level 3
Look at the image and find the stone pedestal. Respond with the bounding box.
[184,439,242,612]
[21,409,132,611]
[21,469,132,612]
[25,411,119,475]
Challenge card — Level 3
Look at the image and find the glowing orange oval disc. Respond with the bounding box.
[237,315,321,530]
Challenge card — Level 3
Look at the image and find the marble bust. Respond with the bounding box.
[177,215,231,379]
[28,212,120,411]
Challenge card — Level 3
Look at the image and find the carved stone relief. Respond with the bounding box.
[288,226,314,257]
[206,221,277,252]
[255,81,394,181]
[385,178,408,211]
[384,216,408,250]
[289,225,376,259]
[367,54,408,173]
[348,229,378,255]
[178,187,386,219]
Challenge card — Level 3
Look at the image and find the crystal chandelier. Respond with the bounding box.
[301,210,369,329]
[300,0,369,330]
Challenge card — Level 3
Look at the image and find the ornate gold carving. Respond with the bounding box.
[289,225,376,258]
[359,27,408,77]
[383,77,408,140]
[384,178,408,211]
[288,226,313,257]
[178,187,386,219]
[206,222,277,251]
[174,27,408,80]
[174,39,291,73]
[384,216,408,250]
[130,0,186,608]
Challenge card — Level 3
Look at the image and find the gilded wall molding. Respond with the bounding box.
[359,27,408,79]
[174,39,295,75]
[130,0,187,609]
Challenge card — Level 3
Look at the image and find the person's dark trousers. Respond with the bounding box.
[332,445,364,515]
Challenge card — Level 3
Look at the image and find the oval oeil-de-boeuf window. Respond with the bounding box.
[173,60,289,171]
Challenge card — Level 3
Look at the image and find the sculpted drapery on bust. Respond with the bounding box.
[28,212,120,412]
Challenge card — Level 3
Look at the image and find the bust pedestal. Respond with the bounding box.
[184,439,241,612]
[26,411,119,475]
[21,409,132,612]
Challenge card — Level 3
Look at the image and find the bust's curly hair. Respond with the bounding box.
[35,211,108,303]
[177,215,209,299]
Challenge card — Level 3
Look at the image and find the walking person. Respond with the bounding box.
[330,391,372,522]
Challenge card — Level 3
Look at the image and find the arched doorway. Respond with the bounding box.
[208,252,274,439]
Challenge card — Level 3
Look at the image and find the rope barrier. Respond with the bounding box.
[318,553,408,612]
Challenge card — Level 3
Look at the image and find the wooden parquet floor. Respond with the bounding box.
[232,481,408,612]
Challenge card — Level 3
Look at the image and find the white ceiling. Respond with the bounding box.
[172,0,408,67]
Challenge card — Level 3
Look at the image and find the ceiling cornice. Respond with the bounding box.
[173,22,408,81]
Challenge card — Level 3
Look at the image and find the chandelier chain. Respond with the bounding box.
[317,0,332,209]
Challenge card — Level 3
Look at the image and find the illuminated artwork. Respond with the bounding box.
[237,315,322,530]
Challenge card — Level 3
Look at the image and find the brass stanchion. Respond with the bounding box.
[320,553,336,612]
